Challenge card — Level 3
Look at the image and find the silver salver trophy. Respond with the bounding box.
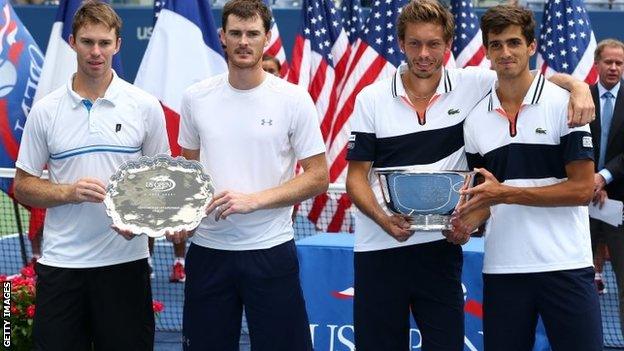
[375,168,476,231]
[104,155,214,237]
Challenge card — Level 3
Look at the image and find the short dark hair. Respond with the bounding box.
[480,5,535,47]
[262,54,281,71]
[222,0,272,34]
[72,0,122,39]
[397,0,454,43]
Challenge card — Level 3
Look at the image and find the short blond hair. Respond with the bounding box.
[594,39,624,62]
[397,0,454,43]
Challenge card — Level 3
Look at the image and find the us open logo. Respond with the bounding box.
[145,176,176,192]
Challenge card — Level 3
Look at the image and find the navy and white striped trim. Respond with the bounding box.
[50,145,142,160]
[487,74,546,112]
[529,74,546,105]
[391,66,454,98]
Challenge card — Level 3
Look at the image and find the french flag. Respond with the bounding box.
[134,0,227,157]
[33,0,124,103]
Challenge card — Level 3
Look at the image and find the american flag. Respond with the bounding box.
[263,0,289,77]
[450,0,489,68]
[340,0,364,44]
[287,0,354,232]
[536,0,598,84]
[304,0,408,232]
[287,0,351,141]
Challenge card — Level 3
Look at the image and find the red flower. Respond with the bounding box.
[152,300,164,313]
[0,275,6,282]
[10,306,19,315]
[26,305,36,319]
[21,265,36,278]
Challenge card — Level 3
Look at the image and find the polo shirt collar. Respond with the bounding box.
[67,69,123,108]
[391,63,456,99]
[487,71,546,112]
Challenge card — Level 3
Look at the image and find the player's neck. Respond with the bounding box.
[496,69,534,106]
[227,64,266,90]
[72,70,113,102]
[403,70,441,97]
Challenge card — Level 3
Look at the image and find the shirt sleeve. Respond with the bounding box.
[463,114,486,169]
[15,103,49,177]
[462,67,497,100]
[346,89,376,161]
[142,97,171,157]
[558,102,594,164]
[178,90,201,151]
[289,91,326,160]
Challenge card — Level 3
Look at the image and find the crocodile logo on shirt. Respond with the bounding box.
[535,128,547,134]
[447,108,460,115]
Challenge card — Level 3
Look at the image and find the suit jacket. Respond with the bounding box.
[590,80,624,201]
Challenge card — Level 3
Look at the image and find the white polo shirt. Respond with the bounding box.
[346,64,495,252]
[464,73,594,274]
[16,72,170,268]
[178,72,325,251]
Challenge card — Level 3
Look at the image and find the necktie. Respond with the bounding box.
[599,91,614,170]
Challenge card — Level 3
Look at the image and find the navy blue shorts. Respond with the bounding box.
[483,267,602,351]
[354,239,464,351]
[182,240,312,351]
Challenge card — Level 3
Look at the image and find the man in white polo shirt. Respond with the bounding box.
[13,1,169,350]
[172,0,328,350]
[345,0,596,350]
[459,5,601,350]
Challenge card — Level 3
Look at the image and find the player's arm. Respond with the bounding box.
[346,160,412,242]
[207,152,329,220]
[458,160,594,213]
[13,168,106,208]
[548,73,595,127]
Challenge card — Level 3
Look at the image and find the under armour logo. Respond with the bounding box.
[261,119,273,126]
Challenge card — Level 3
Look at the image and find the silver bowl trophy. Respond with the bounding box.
[104,155,214,237]
[375,168,476,231]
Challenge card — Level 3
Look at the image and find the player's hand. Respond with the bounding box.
[165,229,195,244]
[206,190,261,221]
[458,168,506,215]
[111,225,136,241]
[67,177,107,203]
[567,82,595,127]
[379,214,413,242]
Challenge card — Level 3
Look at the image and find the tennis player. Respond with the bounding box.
[14,1,169,349]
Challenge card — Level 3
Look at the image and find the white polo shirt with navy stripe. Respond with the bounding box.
[16,72,170,268]
[346,64,495,252]
[464,73,594,274]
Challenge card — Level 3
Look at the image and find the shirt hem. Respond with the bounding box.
[37,252,149,269]
[483,261,593,274]
[191,235,294,251]
[354,234,446,252]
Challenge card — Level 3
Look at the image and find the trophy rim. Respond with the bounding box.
[104,154,214,238]
[374,168,475,230]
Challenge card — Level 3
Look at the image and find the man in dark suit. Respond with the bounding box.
[590,38,624,336]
